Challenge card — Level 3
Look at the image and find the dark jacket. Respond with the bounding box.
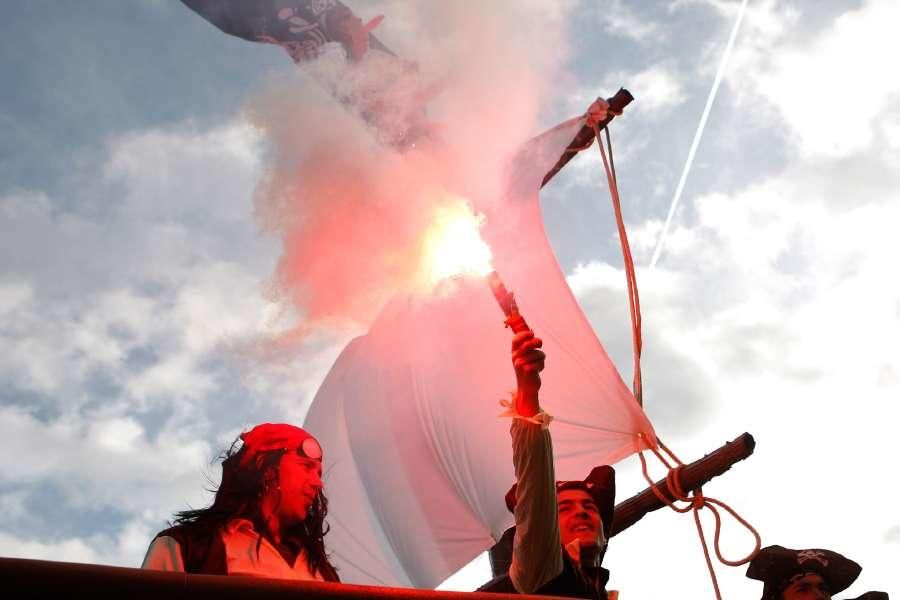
[154,525,228,574]
[479,553,610,599]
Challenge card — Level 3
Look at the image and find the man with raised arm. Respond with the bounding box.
[481,329,617,599]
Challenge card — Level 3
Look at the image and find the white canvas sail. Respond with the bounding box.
[304,116,657,588]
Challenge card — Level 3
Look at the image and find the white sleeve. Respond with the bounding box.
[508,419,564,594]
[141,535,185,571]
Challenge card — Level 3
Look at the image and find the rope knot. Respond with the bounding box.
[638,441,762,600]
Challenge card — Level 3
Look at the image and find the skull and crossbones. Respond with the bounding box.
[796,550,829,567]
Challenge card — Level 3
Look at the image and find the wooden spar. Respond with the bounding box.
[540,88,634,188]
[609,432,756,535]
[488,432,756,577]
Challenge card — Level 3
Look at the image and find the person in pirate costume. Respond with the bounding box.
[746,545,888,600]
[480,329,617,599]
[141,423,339,581]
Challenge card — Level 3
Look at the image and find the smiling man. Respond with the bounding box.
[481,329,617,599]
[554,469,615,564]
[141,423,339,581]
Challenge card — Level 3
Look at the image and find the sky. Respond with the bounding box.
[1,0,898,598]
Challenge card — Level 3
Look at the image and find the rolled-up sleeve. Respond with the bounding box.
[508,418,563,593]
[141,536,185,571]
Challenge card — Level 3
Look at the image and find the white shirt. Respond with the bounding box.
[141,518,326,581]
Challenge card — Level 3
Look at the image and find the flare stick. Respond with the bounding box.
[486,271,530,334]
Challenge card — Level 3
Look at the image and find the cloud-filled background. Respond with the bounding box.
[1,0,897,597]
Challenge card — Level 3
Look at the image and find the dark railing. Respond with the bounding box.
[0,557,564,600]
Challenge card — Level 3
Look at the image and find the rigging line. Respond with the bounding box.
[524,135,640,402]
[551,416,640,437]
[596,124,643,405]
[648,0,750,270]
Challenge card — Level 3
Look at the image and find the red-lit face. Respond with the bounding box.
[273,452,323,525]
[557,489,602,548]
[782,574,832,600]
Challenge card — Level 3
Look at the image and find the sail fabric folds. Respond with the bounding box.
[304,117,657,588]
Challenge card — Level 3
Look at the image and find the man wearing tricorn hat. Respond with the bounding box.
[746,545,888,600]
[141,423,339,581]
[480,327,617,599]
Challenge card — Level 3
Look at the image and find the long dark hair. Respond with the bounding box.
[173,438,339,581]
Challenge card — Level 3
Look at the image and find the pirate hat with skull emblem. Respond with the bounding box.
[746,545,861,600]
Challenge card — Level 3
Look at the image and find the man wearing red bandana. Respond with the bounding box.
[141,423,339,581]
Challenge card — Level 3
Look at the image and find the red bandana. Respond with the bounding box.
[239,423,322,465]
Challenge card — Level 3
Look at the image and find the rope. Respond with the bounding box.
[637,438,762,600]
[591,122,643,406]
[586,111,760,599]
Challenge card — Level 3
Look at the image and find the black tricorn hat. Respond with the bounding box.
[746,545,861,600]
[505,465,616,538]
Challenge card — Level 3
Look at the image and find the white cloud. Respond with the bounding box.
[91,416,145,453]
[0,514,164,567]
[568,228,900,596]
[559,5,900,591]
[0,406,209,505]
[0,120,294,402]
[0,281,32,315]
[729,0,900,158]
[592,0,663,44]
[0,531,101,564]
[566,65,686,122]
[103,123,263,224]
[619,65,687,114]
[0,117,351,567]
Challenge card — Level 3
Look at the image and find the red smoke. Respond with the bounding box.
[247,2,572,338]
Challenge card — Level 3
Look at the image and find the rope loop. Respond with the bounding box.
[638,440,762,600]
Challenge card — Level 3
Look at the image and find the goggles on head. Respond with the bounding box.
[298,436,323,461]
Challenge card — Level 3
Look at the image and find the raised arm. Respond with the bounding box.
[507,330,564,594]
